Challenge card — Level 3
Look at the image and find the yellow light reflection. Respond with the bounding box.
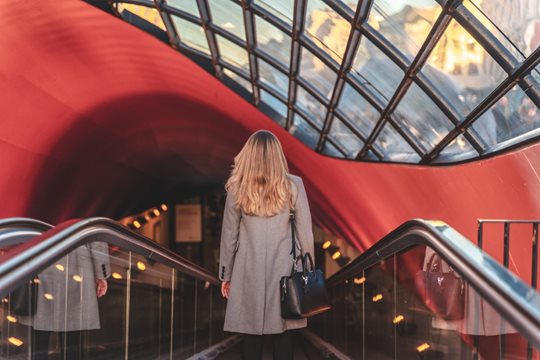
[8,337,23,347]
[55,264,65,271]
[44,293,54,301]
[153,209,160,216]
[112,272,123,280]
[33,278,40,284]
[331,251,341,260]
[322,240,331,249]
[393,315,404,324]
[372,294,383,302]
[6,315,17,323]
[353,276,366,285]
[417,343,430,352]
[161,204,168,211]
[73,275,82,282]
[116,4,166,31]
[1,298,8,303]
[136,261,146,271]
[133,220,141,229]
[144,214,151,221]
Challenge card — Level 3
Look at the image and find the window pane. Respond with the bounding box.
[216,35,249,71]
[258,59,289,98]
[305,0,350,60]
[296,86,327,128]
[471,84,540,150]
[260,90,288,127]
[435,134,478,163]
[322,140,345,158]
[223,68,252,93]
[253,0,294,24]
[255,16,291,67]
[351,37,404,102]
[328,117,365,158]
[465,0,538,58]
[299,48,338,100]
[291,113,320,149]
[372,122,421,162]
[117,4,166,31]
[208,0,246,40]
[172,16,210,55]
[337,83,380,137]
[423,19,507,116]
[368,0,442,58]
[166,0,200,18]
[394,82,455,152]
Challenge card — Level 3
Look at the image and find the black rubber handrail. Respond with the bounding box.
[0,217,53,247]
[326,219,540,350]
[0,217,220,298]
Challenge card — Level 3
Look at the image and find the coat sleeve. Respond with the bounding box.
[88,242,111,280]
[219,192,242,281]
[294,178,315,267]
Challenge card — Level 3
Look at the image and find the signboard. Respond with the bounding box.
[175,204,202,243]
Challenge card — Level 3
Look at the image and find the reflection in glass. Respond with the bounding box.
[172,16,210,55]
[258,59,289,98]
[321,140,345,158]
[437,134,478,163]
[368,0,442,58]
[253,0,294,24]
[337,83,380,137]
[304,0,350,60]
[291,113,320,149]
[394,82,454,152]
[166,0,200,18]
[372,122,421,162]
[296,86,327,128]
[351,37,404,102]
[425,19,507,116]
[216,35,250,71]
[299,48,338,100]
[471,84,540,149]
[222,68,252,93]
[260,90,288,127]
[255,16,291,67]
[328,117,364,158]
[208,0,246,40]
[117,4,166,31]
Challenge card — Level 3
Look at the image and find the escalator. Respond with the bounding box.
[0,218,539,359]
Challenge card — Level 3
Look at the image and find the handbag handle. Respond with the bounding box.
[290,256,305,276]
[303,253,314,272]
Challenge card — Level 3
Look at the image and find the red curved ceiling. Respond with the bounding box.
[1,1,539,278]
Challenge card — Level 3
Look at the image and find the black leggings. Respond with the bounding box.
[32,330,83,360]
[242,330,295,360]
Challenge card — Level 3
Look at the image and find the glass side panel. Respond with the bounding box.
[255,16,291,67]
[311,245,540,359]
[258,59,289,98]
[328,117,365,158]
[291,113,321,149]
[337,82,380,138]
[296,86,327,128]
[304,0,350,60]
[207,0,246,40]
[351,36,404,102]
[471,84,540,150]
[166,0,200,18]
[172,16,211,55]
[372,122,421,162]
[368,0,442,58]
[253,0,294,24]
[423,19,507,117]
[216,35,250,71]
[436,134,479,163]
[222,68,252,93]
[259,90,288,127]
[394,81,455,152]
[117,4,166,31]
[298,47,338,100]
[466,0,537,59]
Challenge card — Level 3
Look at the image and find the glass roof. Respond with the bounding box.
[109,0,540,164]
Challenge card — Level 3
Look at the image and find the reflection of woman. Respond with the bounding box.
[218,130,315,360]
[20,242,110,360]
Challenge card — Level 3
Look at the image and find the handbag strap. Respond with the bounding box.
[288,179,302,268]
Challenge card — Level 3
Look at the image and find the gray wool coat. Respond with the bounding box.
[19,242,111,331]
[218,174,315,335]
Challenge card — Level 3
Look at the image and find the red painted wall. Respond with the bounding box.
[0,1,539,280]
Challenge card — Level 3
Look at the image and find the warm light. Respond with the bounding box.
[133,220,141,229]
[204,281,210,290]
[322,241,331,249]
[33,278,40,284]
[136,261,146,271]
[372,294,383,302]
[44,293,54,301]
[8,337,23,347]
[332,251,341,260]
[55,264,65,272]
[112,272,123,280]
[417,343,430,352]
[161,204,168,211]
[393,315,404,324]
[144,214,151,221]
[353,277,366,285]
[73,275,82,282]
[153,209,160,216]
[6,315,17,323]
[1,298,8,303]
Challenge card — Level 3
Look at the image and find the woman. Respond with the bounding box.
[219,130,315,359]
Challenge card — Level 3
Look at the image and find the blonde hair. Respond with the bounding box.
[225,130,292,217]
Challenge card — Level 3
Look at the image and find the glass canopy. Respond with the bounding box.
[107,0,540,164]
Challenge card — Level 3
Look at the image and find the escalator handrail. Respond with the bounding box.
[326,219,540,349]
[0,217,220,297]
[0,217,53,246]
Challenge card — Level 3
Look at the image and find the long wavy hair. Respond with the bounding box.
[225,130,292,216]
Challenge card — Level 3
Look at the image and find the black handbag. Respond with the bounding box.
[280,208,331,319]
[10,278,39,316]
